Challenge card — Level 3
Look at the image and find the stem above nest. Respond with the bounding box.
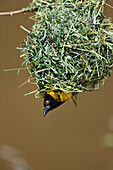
[0,8,30,16]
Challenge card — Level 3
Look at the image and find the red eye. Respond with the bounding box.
[45,100,50,105]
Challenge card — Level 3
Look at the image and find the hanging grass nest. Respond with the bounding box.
[18,0,113,97]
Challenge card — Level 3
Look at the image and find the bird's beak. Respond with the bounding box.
[43,107,47,117]
[43,106,50,117]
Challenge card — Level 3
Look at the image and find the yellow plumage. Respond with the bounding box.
[47,91,72,102]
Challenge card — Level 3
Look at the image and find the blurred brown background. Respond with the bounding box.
[0,0,113,170]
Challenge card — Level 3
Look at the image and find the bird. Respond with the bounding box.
[43,90,73,116]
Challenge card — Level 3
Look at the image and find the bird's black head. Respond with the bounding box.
[43,94,64,116]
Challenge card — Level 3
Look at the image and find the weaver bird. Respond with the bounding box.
[43,91,77,116]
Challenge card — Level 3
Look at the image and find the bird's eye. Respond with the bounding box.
[45,100,50,105]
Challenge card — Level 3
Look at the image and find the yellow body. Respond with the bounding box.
[47,91,72,102]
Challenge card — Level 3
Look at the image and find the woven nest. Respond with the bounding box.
[18,0,113,97]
